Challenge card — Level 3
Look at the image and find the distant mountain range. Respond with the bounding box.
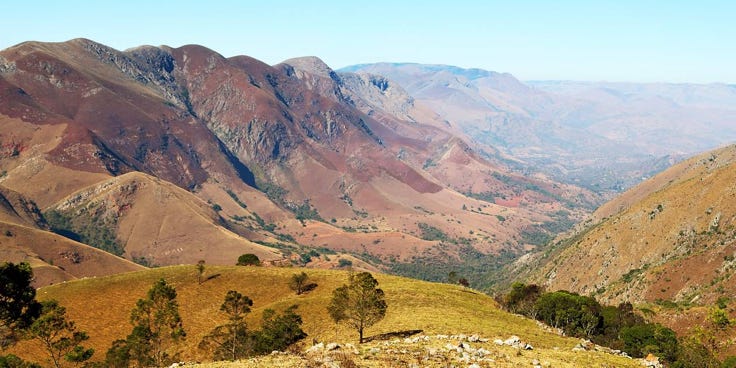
[342,63,736,193]
[0,39,594,285]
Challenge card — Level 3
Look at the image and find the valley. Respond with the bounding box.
[1,37,736,366]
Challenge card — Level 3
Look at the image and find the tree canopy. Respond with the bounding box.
[327,272,387,343]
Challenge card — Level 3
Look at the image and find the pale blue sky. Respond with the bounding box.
[3,0,734,83]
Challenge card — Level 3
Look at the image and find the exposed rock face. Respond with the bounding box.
[0,39,598,283]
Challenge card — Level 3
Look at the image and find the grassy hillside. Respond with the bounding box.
[9,266,641,367]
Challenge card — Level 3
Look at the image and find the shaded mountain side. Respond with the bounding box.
[496,145,736,339]
[45,171,283,266]
[0,183,142,286]
[285,57,600,212]
[0,222,144,287]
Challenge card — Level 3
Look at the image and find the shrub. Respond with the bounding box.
[337,259,353,268]
[237,254,261,266]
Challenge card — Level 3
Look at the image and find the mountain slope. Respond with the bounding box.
[0,185,143,286]
[10,266,641,367]
[1,39,596,285]
[517,144,736,306]
[45,171,282,266]
[342,63,736,193]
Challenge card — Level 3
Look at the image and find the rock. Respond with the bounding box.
[469,334,480,342]
[306,342,324,354]
[326,342,340,351]
[468,364,481,368]
[533,359,540,365]
[445,343,457,351]
[524,343,534,350]
[504,336,521,346]
[493,339,504,346]
[461,342,472,350]
[369,347,381,354]
[426,347,438,357]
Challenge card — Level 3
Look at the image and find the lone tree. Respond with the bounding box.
[127,278,186,367]
[199,290,253,361]
[236,254,261,266]
[327,272,387,343]
[196,260,206,285]
[288,272,309,295]
[30,300,94,368]
[0,262,41,348]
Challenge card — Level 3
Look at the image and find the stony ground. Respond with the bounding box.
[184,332,654,368]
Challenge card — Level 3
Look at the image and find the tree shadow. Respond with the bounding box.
[202,273,221,283]
[302,283,318,294]
[363,329,423,343]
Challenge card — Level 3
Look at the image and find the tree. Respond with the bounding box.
[237,254,261,266]
[620,323,678,362]
[327,272,387,343]
[104,339,130,368]
[289,272,309,295]
[708,306,731,329]
[128,278,185,366]
[0,262,41,348]
[249,305,306,354]
[447,271,458,284]
[196,260,206,285]
[199,290,253,361]
[501,283,544,318]
[0,354,41,368]
[29,300,93,368]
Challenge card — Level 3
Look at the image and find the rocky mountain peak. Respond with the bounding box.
[281,56,335,79]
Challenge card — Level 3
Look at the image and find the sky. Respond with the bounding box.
[3,0,735,83]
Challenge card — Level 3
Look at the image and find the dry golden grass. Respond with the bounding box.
[9,266,641,367]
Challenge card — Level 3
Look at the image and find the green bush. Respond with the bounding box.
[236,254,261,266]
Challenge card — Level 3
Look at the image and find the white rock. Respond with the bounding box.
[493,339,504,346]
[504,336,521,346]
[326,342,340,351]
[306,342,324,354]
[469,334,480,342]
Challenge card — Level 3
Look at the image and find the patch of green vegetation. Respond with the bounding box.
[388,245,519,288]
[45,209,124,256]
[621,264,650,283]
[338,258,353,268]
[293,201,324,222]
[275,232,296,243]
[226,189,247,209]
[417,222,448,242]
[464,191,496,203]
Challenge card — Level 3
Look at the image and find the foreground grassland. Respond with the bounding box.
[13,266,641,367]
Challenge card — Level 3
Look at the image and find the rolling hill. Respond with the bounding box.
[0,185,143,286]
[8,265,642,367]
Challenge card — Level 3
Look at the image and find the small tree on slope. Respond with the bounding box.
[327,272,387,343]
